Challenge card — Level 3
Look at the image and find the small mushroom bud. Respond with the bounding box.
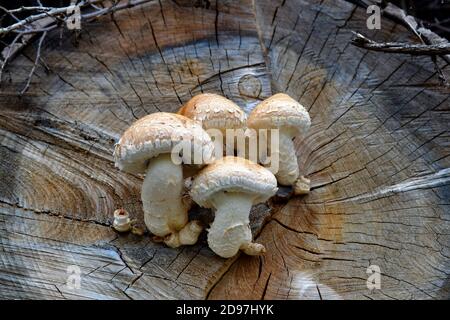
[247,93,311,194]
[190,156,278,258]
[113,208,131,232]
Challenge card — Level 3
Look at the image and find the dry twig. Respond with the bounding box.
[351,32,450,55]
[0,0,153,94]
[382,2,448,84]
[20,30,47,95]
[348,1,449,85]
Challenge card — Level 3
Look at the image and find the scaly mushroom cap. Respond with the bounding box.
[247,93,311,136]
[190,156,278,208]
[114,112,214,174]
[178,93,246,131]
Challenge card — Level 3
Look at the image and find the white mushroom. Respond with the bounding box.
[247,93,311,195]
[178,93,247,134]
[190,156,277,258]
[114,112,214,247]
[178,93,247,156]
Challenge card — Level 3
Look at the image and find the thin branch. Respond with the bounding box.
[383,2,423,41]
[0,0,154,94]
[382,2,449,82]
[351,32,450,55]
[82,0,153,20]
[8,6,55,14]
[0,17,54,65]
[0,0,104,34]
[0,34,21,83]
[11,24,58,35]
[346,1,449,85]
[416,27,450,64]
[0,6,66,34]
[0,6,22,23]
[0,0,153,35]
[20,30,47,95]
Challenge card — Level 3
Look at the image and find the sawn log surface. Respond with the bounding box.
[0,0,448,299]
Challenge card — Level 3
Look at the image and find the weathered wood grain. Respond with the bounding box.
[0,0,449,300]
[208,0,450,300]
[0,0,272,300]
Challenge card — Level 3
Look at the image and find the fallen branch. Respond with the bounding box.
[416,27,450,63]
[0,17,54,77]
[382,2,422,40]
[20,30,47,96]
[351,32,450,55]
[0,0,154,94]
[346,1,449,85]
[382,1,450,81]
[0,0,101,35]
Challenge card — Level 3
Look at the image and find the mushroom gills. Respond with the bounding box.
[207,191,265,258]
[141,153,202,247]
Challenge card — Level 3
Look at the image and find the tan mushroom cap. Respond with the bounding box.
[178,93,246,131]
[114,112,213,174]
[190,156,278,208]
[247,93,311,136]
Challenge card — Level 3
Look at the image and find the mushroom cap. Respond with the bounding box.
[190,156,278,208]
[114,112,214,174]
[178,93,246,131]
[247,93,311,136]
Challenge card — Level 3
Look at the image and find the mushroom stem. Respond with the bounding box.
[270,130,299,186]
[208,192,264,258]
[141,154,202,247]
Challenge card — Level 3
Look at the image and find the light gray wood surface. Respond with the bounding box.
[0,0,448,299]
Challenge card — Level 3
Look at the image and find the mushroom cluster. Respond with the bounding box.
[114,93,311,258]
[191,156,277,258]
[114,113,213,248]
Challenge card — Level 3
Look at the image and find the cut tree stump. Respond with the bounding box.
[0,0,449,300]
